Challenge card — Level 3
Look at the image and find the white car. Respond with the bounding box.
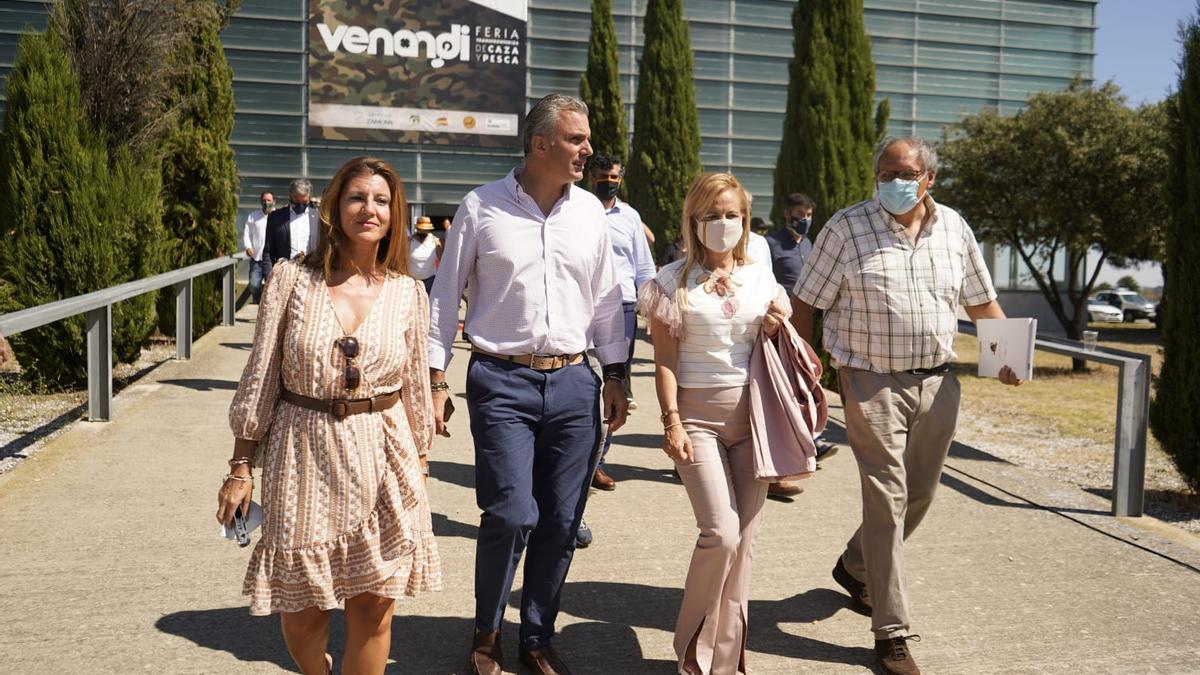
[1087,300,1124,323]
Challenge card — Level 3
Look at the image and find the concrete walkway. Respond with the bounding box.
[2,303,1199,674]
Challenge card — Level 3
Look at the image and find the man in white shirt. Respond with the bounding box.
[584,153,655,494]
[428,94,628,675]
[241,191,274,303]
[261,178,319,277]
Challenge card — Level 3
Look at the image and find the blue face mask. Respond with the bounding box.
[877,178,923,215]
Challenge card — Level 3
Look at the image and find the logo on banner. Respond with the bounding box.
[317,23,522,68]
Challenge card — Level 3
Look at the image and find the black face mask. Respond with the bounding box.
[592,180,619,202]
[290,201,309,214]
[787,217,811,236]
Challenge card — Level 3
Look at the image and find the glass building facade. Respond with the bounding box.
[0,0,1095,288]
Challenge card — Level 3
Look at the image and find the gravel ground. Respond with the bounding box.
[955,394,1200,533]
[0,338,177,475]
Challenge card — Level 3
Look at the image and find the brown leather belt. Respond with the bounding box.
[471,346,584,371]
[281,388,401,418]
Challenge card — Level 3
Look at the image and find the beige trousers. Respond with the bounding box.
[837,367,961,640]
[673,385,768,675]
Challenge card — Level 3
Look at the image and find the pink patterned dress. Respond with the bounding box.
[228,260,441,615]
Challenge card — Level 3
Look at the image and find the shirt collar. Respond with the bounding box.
[875,193,940,236]
[506,167,576,218]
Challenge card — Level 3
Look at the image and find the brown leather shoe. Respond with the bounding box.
[832,556,872,615]
[519,644,573,675]
[469,629,502,675]
[767,481,803,500]
[875,636,921,675]
[591,467,616,491]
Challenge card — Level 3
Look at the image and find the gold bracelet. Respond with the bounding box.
[228,458,253,467]
[430,382,450,392]
[664,422,683,432]
[223,473,253,483]
[660,408,679,423]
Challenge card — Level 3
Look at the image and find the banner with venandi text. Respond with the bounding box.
[308,0,527,147]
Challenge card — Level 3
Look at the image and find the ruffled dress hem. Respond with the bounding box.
[242,486,442,616]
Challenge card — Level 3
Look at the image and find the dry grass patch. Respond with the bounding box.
[950,323,1198,531]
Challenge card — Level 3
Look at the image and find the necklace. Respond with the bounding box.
[697,265,741,318]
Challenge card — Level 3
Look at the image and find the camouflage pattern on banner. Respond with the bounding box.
[308,0,527,147]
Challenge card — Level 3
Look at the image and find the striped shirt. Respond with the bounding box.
[427,168,626,370]
[604,199,656,302]
[794,196,996,373]
[656,259,787,388]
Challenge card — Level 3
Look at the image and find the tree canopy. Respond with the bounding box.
[579,0,626,163]
[772,0,884,233]
[939,81,1167,340]
[625,0,701,252]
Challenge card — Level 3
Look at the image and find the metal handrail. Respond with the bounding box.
[958,320,1150,517]
[0,253,248,422]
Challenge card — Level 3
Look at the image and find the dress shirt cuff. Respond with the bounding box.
[593,341,627,367]
[427,338,451,372]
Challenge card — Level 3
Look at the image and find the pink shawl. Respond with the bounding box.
[748,320,828,482]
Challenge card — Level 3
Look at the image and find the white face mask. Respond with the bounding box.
[699,216,743,253]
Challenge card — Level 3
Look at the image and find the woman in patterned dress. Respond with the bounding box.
[217,156,441,675]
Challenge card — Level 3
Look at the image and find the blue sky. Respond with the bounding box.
[1094,0,1195,105]
[1088,0,1194,287]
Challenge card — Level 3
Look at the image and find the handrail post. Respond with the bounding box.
[1112,355,1149,517]
[222,262,235,327]
[175,279,192,360]
[85,305,112,422]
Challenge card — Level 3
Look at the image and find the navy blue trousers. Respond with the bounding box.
[466,353,601,649]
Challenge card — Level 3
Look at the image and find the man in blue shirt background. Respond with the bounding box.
[585,153,654,497]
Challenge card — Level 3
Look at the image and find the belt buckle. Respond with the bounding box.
[529,354,558,371]
[330,400,349,418]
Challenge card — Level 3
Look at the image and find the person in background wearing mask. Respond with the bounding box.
[261,178,320,279]
[761,192,818,499]
[242,191,274,303]
[638,172,789,675]
[584,153,655,498]
[409,216,443,295]
[792,137,1022,675]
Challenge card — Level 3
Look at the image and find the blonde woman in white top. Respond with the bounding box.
[638,173,790,675]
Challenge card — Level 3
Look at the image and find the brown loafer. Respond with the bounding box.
[832,556,872,616]
[519,644,573,675]
[469,629,502,675]
[591,467,616,491]
[875,635,921,675]
[767,481,803,500]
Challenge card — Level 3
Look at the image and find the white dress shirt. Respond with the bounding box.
[287,206,319,259]
[242,210,269,261]
[604,199,656,303]
[428,168,626,370]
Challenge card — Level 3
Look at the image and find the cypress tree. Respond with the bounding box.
[579,0,626,163]
[1150,12,1200,490]
[626,0,702,251]
[772,0,884,234]
[157,1,240,339]
[0,29,115,384]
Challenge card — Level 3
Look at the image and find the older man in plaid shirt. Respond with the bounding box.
[792,136,1022,675]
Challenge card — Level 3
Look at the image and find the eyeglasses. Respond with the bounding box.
[337,337,361,391]
[877,170,925,182]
